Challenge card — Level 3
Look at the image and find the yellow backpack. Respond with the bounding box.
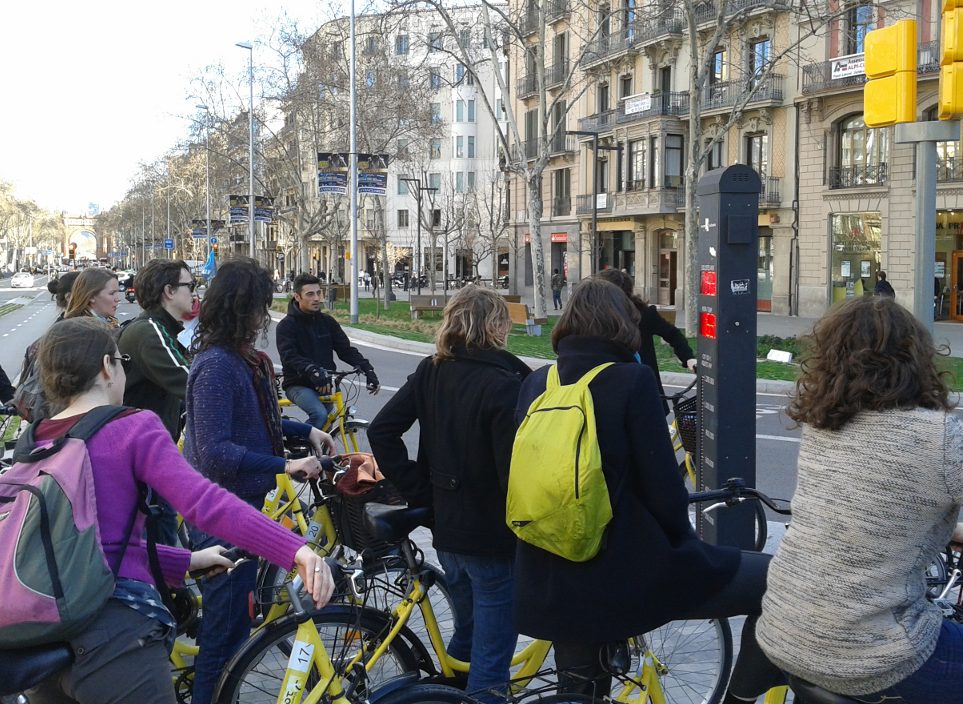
[506,363,614,562]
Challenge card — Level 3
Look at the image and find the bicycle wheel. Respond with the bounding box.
[371,682,476,704]
[333,419,371,454]
[215,608,420,703]
[627,617,732,704]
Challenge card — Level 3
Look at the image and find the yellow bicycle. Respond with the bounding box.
[663,379,698,487]
[278,369,371,454]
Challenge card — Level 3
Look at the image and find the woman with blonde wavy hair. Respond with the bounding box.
[370,285,531,702]
[64,267,121,327]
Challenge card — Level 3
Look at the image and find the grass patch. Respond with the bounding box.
[275,297,963,389]
[0,303,22,318]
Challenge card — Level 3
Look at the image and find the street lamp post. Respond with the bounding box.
[400,177,439,296]
[196,104,212,260]
[567,130,623,276]
[236,41,255,260]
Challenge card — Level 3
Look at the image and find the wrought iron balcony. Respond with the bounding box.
[580,28,637,67]
[761,176,781,206]
[516,73,537,99]
[546,60,570,89]
[802,41,939,95]
[576,193,613,214]
[634,9,684,45]
[829,163,888,189]
[616,91,689,124]
[546,0,571,22]
[552,196,572,217]
[549,132,577,155]
[699,73,784,111]
[521,10,538,36]
[694,0,786,24]
[937,157,963,183]
[577,109,616,132]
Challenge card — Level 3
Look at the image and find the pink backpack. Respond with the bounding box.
[0,406,138,648]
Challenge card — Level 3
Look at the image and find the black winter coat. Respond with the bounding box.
[276,300,374,389]
[637,303,694,411]
[512,336,739,643]
[368,347,531,558]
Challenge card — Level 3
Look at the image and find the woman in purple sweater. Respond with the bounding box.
[26,317,334,704]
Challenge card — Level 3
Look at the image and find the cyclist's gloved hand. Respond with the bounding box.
[307,365,331,394]
[365,370,380,395]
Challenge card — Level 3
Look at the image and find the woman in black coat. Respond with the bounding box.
[369,286,531,703]
[511,279,782,704]
[597,269,694,409]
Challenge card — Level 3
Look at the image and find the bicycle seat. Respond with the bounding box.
[0,642,73,696]
[786,675,862,704]
[363,503,430,543]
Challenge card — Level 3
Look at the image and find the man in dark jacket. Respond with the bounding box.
[276,273,379,429]
[0,363,14,405]
[118,258,195,545]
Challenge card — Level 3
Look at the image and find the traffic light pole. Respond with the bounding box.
[894,121,960,333]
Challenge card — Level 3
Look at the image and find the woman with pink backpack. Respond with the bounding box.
[1,317,335,703]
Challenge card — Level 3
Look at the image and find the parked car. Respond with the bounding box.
[11,271,35,288]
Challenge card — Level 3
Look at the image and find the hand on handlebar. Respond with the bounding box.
[286,455,323,481]
[365,370,380,396]
[685,358,697,372]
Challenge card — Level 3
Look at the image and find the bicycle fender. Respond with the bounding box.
[367,673,423,703]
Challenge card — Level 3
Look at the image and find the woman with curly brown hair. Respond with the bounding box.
[183,258,336,704]
[758,296,963,703]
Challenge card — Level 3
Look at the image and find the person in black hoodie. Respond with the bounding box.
[276,273,379,429]
[369,286,531,703]
[512,279,783,704]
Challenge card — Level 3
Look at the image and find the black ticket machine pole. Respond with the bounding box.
[695,165,761,550]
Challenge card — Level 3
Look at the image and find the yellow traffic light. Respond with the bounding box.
[863,19,917,127]
[942,0,963,118]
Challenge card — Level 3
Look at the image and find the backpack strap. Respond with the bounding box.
[63,405,133,441]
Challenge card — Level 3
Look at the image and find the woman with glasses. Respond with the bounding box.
[21,317,334,704]
[183,257,336,704]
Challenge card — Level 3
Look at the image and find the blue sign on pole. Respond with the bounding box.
[209,236,218,245]
[164,239,174,250]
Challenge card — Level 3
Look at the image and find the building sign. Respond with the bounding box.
[551,232,567,243]
[623,93,652,115]
[830,53,865,80]
[596,193,608,209]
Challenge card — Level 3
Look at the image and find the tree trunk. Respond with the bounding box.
[381,232,392,307]
[527,172,547,320]
[684,32,703,337]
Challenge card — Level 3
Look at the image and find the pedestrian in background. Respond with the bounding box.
[596,268,695,412]
[370,286,531,702]
[550,268,565,310]
[759,296,963,703]
[874,270,896,297]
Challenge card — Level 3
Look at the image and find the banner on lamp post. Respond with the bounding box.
[358,153,389,195]
[318,152,349,195]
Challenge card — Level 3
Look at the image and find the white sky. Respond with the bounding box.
[0,0,339,214]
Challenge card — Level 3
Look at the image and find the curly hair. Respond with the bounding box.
[192,257,273,354]
[552,278,641,353]
[134,258,191,310]
[434,285,511,362]
[787,296,951,431]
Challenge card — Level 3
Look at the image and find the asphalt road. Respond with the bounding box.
[0,288,805,506]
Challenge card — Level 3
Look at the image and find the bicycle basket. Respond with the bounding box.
[673,394,699,455]
[332,478,406,555]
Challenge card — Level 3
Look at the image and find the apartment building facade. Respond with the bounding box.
[293,5,508,285]
[509,0,959,319]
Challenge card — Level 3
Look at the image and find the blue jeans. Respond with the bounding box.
[189,528,259,704]
[859,619,963,703]
[552,290,562,309]
[286,384,334,430]
[436,551,516,703]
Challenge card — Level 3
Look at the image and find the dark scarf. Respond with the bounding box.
[243,348,285,457]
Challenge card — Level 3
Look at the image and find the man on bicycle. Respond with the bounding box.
[277,273,379,430]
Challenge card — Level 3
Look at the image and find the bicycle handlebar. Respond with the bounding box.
[661,377,697,402]
[688,477,792,516]
[0,405,18,416]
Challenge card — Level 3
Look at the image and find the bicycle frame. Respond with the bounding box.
[278,378,365,453]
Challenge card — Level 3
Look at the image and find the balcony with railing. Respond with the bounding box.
[634,9,684,45]
[509,139,540,162]
[761,176,781,206]
[938,157,963,183]
[549,132,577,155]
[696,73,784,112]
[521,9,538,35]
[546,60,570,89]
[546,0,571,22]
[516,73,537,99]
[617,91,689,124]
[802,41,939,95]
[576,193,614,214]
[829,163,888,189]
[578,109,616,132]
[552,196,572,217]
[580,28,638,67]
[694,0,786,25]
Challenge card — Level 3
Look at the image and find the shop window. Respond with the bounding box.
[830,212,881,303]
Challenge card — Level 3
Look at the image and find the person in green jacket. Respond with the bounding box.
[118,258,196,544]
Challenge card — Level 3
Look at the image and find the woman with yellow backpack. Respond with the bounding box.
[509,278,783,704]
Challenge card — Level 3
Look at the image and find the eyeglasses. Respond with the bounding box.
[111,354,131,371]
[172,281,197,293]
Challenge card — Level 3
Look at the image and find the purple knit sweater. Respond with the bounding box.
[36,411,305,587]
